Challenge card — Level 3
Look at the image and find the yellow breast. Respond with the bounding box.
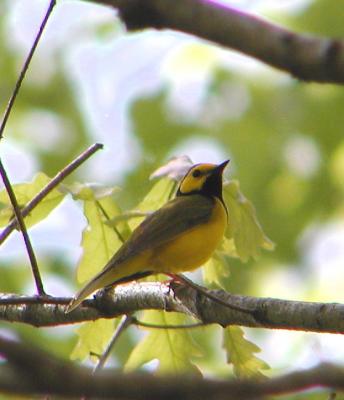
[151,198,227,273]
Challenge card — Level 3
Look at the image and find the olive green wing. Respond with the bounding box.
[65,194,214,312]
[108,194,214,266]
[65,195,215,313]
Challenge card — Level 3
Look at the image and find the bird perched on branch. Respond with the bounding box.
[66,160,229,313]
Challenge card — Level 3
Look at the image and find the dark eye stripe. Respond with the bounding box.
[192,169,201,178]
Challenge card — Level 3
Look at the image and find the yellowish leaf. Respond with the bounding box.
[71,319,116,361]
[75,185,124,283]
[224,180,274,262]
[125,311,202,374]
[68,184,128,362]
[223,326,269,378]
[203,237,238,288]
[203,251,230,289]
[0,172,64,228]
[129,178,176,230]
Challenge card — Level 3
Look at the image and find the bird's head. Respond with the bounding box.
[177,160,229,199]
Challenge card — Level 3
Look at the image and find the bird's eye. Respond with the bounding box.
[192,169,201,178]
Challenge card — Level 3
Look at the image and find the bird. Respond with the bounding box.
[66,160,229,313]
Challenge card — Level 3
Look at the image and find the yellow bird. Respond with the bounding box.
[66,160,229,312]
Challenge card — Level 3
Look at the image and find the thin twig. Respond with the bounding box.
[0,0,56,140]
[174,274,254,315]
[104,211,150,225]
[133,317,205,330]
[0,143,103,245]
[167,181,177,200]
[96,200,125,243]
[93,315,134,372]
[0,296,71,305]
[0,159,45,295]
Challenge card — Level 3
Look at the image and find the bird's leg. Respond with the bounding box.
[163,273,185,298]
[170,273,255,315]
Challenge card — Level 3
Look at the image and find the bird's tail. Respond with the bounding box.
[65,270,110,313]
[65,269,154,314]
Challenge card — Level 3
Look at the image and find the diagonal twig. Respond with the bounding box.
[0,159,45,295]
[0,143,103,245]
[132,316,204,330]
[96,200,125,243]
[0,0,58,295]
[0,0,56,140]
[93,314,134,372]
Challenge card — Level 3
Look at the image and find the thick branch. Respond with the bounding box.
[0,282,343,333]
[89,0,344,84]
[0,335,343,398]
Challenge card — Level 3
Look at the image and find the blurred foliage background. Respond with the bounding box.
[1,0,344,391]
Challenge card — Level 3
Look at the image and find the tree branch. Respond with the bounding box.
[88,0,344,84]
[0,142,103,245]
[1,282,343,333]
[0,335,343,399]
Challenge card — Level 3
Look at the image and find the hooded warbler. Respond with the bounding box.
[66,160,229,312]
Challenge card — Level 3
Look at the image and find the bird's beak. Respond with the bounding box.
[214,159,230,174]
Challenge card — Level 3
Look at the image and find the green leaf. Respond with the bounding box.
[125,311,202,374]
[224,180,274,262]
[223,326,269,378]
[221,236,239,258]
[64,182,120,201]
[0,172,64,228]
[290,0,344,37]
[203,237,239,288]
[129,178,176,230]
[105,211,149,226]
[73,184,126,283]
[203,251,230,289]
[70,319,116,361]
[136,178,176,212]
[70,184,126,362]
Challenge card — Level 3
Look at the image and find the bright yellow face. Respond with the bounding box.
[178,163,219,195]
